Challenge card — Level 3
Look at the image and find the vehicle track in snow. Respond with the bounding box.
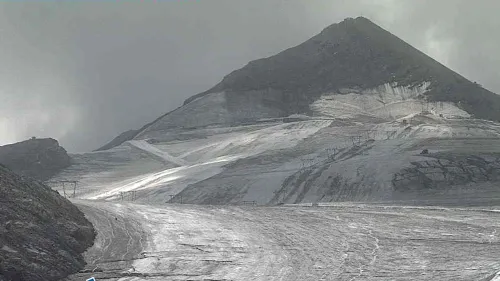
[66,200,149,280]
[68,201,500,281]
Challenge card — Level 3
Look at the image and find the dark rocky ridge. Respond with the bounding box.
[0,138,71,181]
[0,165,95,281]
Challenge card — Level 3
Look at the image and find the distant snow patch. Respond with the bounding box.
[128,140,188,166]
[311,82,470,120]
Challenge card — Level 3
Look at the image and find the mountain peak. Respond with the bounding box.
[99,17,500,149]
[180,16,499,121]
[325,16,372,27]
[186,16,428,106]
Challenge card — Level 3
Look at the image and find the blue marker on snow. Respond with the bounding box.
[86,278,96,281]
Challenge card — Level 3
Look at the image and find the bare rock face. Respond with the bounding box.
[0,138,71,181]
[392,153,500,190]
[0,165,95,281]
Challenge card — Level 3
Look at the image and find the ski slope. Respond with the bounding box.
[51,85,500,281]
[50,113,500,206]
[85,155,239,201]
[68,201,500,281]
[47,81,500,207]
[51,120,333,203]
[128,140,188,166]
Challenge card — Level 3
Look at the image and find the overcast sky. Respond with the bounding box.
[0,0,499,152]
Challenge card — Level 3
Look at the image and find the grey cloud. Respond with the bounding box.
[0,1,499,151]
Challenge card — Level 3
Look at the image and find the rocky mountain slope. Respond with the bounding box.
[52,17,500,207]
[95,129,139,152]
[98,17,500,149]
[127,16,500,141]
[0,138,71,181]
[0,165,95,281]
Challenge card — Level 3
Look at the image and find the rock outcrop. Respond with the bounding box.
[392,153,500,191]
[0,165,95,281]
[0,138,71,181]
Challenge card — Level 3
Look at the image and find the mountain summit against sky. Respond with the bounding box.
[185,16,496,112]
[99,16,500,148]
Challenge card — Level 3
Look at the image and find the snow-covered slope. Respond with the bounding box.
[128,140,188,166]
[39,16,500,281]
[51,17,500,207]
[96,16,500,152]
[311,82,470,120]
[71,200,500,281]
[51,120,332,203]
[51,110,500,206]
[135,91,286,140]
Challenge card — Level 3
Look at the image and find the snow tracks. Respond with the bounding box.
[128,140,188,166]
[69,202,500,281]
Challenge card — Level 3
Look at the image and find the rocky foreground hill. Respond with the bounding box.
[0,165,95,281]
[0,138,71,182]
